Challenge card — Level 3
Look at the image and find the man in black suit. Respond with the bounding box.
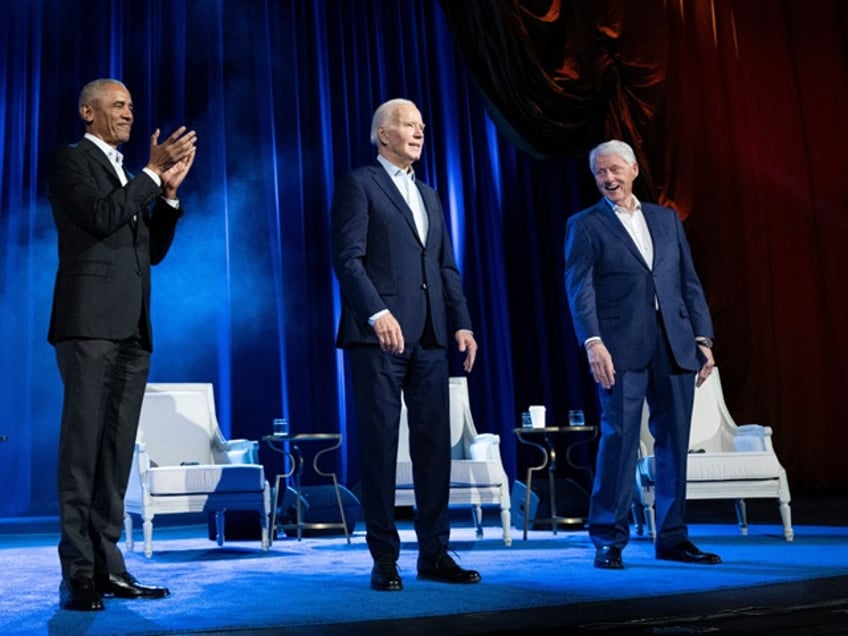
[48,78,196,611]
[331,98,480,591]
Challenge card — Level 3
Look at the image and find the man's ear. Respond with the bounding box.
[80,105,93,126]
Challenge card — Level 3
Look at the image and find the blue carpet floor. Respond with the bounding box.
[1,506,847,635]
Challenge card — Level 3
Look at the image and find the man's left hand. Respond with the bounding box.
[455,330,477,373]
[162,146,196,199]
[696,344,715,387]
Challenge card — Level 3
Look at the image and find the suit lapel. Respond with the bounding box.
[78,137,123,186]
[369,162,424,243]
[595,201,650,269]
[642,204,672,270]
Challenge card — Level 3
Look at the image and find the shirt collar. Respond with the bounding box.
[377,154,414,180]
[85,133,123,166]
[605,194,641,215]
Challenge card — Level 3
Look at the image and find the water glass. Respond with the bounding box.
[568,410,585,427]
[273,418,289,435]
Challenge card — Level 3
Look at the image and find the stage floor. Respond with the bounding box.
[1,495,846,635]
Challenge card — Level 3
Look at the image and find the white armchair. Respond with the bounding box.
[396,377,512,546]
[635,367,793,541]
[123,383,271,557]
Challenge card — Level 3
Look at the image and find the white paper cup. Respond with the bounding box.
[529,405,546,429]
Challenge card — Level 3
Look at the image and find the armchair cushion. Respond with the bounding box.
[147,464,267,495]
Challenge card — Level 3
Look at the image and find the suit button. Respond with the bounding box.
[421,283,428,290]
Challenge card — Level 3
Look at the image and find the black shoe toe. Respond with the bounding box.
[60,577,104,611]
[656,540,721,564]
[371,558,403,591]
[594,545,624,569]
[96,572,170,598]
[417,550,481,584]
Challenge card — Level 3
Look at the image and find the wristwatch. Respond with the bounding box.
[697,337,714,348]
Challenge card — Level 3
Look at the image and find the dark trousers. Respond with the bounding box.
[347,339,451,563]
[55,334,150,580]
[589,317,695,550]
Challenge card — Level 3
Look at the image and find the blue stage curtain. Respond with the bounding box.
[0,0,603,516]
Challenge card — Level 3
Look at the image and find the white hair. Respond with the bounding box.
[589,139,637,172]
[369,98,416,146]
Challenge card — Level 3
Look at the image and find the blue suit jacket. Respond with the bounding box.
[564,200,713,372]
[331,160,472,348]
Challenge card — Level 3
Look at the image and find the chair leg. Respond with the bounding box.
[259,510,270,551]
[645,505,656,541]
[734,498,749,535]
[779,500,794,541]
[501,508,512,546]
[215,509,226,546]
[143,515,154,558]
[124,513,134,551]
[471,505,484,538]
[631,502,644,536]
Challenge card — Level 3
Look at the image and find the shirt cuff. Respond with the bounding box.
[368,309,390,326]
[584,336,602,349]
[142,167,161,187]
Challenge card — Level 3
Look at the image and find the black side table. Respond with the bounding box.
[262,433,350,544]
[513,425,598,540]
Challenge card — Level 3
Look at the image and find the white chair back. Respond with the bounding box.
[138,383,221,466]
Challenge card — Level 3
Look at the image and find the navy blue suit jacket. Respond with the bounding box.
[331,160,472,347]
[565,200,713,371]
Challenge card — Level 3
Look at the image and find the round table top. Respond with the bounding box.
[513,425,596,434]
[262,432,342,442]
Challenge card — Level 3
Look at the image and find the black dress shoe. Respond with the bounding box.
[60,576,104,611]
[417,550,481,584]
[371,557,403,591]
[656,540,721,564]
[594,545,624,569]
[96,572,170,598]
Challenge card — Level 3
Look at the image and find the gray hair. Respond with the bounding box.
[78,78,127,110]
[370,98,416,146]
[589,139,637,172]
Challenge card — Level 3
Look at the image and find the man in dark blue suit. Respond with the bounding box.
[48,78,196,610]
[565,140,721,569]
[331,98,481,591]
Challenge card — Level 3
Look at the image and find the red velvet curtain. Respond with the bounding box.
[442,0,848,492]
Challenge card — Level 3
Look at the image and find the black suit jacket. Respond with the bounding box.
[47,137,182,351]
[331,160,472,347]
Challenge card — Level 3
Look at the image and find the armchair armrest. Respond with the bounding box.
[221,439,260,464]
[468,433,500,461]
[134,441,152,475]
[732,424,774,452]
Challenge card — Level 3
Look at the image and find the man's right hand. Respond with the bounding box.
[373,312,404,354]
[146,126,198,177]
[587,341,615,389]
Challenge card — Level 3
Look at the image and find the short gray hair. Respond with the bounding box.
[78,78,127,110]
[589,139,637,172]
[370,98,416,146]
